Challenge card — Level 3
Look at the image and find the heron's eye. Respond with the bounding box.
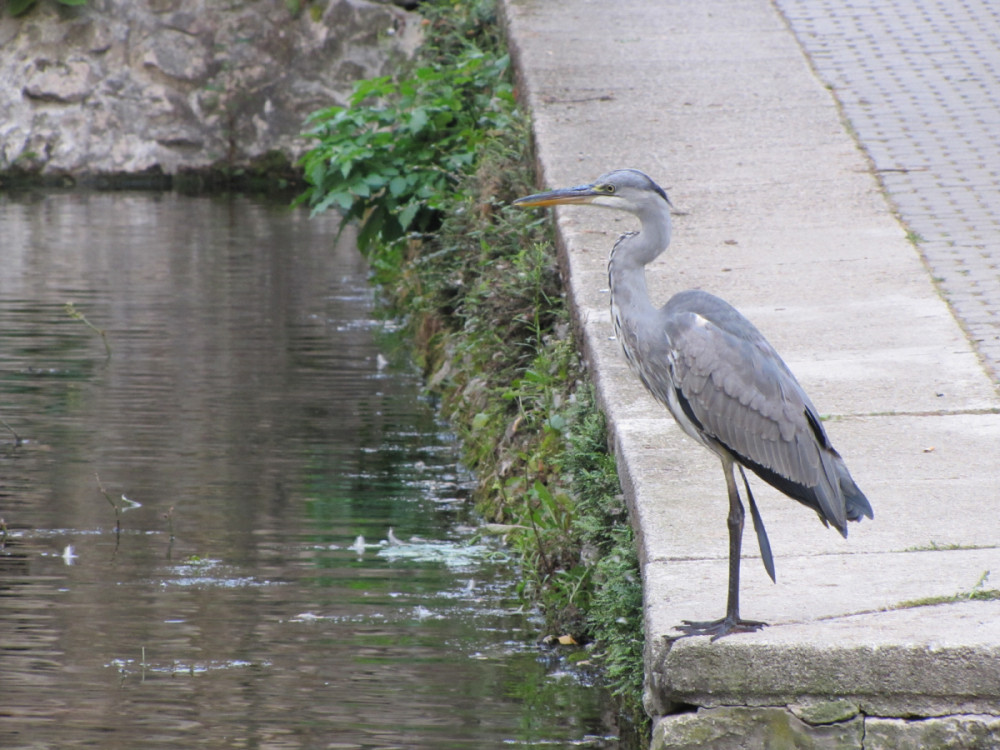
[603,184,616,194]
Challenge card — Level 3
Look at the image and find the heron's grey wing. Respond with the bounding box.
[659,292,850,531]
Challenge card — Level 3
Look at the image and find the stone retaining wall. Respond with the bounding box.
[0,0,420,184]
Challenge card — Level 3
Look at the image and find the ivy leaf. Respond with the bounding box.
[407,107,429,134]
[388,176,409,197]
[397,200,421,232]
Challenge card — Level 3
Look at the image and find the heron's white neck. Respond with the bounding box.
[637,199,673,264]
[607,201,672,320]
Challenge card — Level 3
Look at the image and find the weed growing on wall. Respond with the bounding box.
[297,49,516,251]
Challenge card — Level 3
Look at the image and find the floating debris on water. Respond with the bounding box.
[156,557,278,589]
[377,537,494,569]
[108,656,270,677]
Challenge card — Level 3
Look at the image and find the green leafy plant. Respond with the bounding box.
[296,49,516,252]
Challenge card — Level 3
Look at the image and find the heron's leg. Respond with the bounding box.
[673,458,768,641]
[723,461,747,620]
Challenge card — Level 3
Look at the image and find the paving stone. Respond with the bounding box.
[775,0,1000,382]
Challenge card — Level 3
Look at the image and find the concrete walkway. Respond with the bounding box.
[777,0,1000,381]
[502,0,1000,745]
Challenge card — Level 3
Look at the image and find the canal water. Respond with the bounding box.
[0,192,616,749]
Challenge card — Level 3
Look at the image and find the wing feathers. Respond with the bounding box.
[658,291,870,532]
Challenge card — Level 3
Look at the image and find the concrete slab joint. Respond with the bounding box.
[501,0,1000,746]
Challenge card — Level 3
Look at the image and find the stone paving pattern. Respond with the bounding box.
[776,0,1000,381]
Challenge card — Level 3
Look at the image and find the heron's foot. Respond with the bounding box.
[671,615,768,642]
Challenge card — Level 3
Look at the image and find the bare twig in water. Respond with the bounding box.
[95,471,121,542]
[163,506,175,560]
[0,413,22,446]
[163,506,175,540]
[65,302,112,358]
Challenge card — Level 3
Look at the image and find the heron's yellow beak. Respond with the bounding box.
[512,184,599,208]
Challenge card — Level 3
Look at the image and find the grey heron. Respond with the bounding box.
[513,169,873,640]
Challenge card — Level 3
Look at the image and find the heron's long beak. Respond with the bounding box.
[512,184,599,208]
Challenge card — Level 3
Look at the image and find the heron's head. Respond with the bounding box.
[513,169,671,215]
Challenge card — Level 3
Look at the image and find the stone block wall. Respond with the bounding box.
[0,0,420,182]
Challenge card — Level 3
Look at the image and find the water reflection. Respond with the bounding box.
[0,192,615,749]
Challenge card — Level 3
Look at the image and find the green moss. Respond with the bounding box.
[790,698,860,725]
[895,589,1000,609]
[892,570,999,609]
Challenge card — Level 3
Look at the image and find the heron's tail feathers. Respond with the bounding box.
[836,459,873,531]
[815,452,873,538]
[736,446,872,539]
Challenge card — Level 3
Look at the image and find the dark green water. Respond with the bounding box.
[0,192,617,749]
